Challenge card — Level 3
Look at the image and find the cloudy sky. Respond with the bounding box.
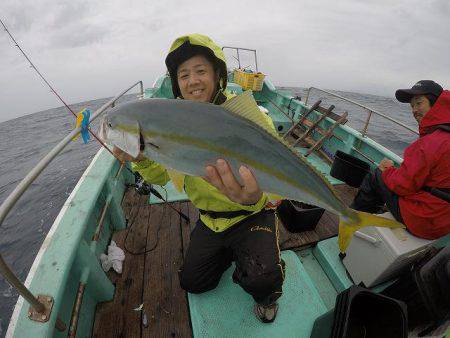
[1,0,449,122]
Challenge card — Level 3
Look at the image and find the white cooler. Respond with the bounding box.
[343,224,434,287]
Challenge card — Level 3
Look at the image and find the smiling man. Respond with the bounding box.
[116,34,285,323]
[176,54,219,103]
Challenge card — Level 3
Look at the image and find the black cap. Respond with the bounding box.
[395,80,443,103]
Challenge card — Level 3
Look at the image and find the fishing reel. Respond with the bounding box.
[129,171,167,201]
[128,171,190,223]
[130,172,152,196]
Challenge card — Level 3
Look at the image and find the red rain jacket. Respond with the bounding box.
[382,90,450,239]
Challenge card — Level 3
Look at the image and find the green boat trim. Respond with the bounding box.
[4,55,450,337]
[6,148,130,337]
[7,149,108,335]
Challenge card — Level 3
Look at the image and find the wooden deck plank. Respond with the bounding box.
[314,213,339,239]
[121,188,139,219]
[93,192,150,338]
[93,184,357,337]
[141,203,192,338]
[278,184,357,250]
[334,184,358,205]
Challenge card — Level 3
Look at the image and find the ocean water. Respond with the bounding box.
[0,88,417,335]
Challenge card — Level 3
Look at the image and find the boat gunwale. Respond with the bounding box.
[6,148,115,337]
[7,74,414,337]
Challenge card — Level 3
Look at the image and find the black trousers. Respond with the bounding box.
[350,168,404,223]
[179,209,285,305]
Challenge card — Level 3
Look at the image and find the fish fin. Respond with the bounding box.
[338,211,405,252]
[167,169,185,192]
[221,91,279,138]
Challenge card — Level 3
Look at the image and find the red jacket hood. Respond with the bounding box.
[419,90,450,135]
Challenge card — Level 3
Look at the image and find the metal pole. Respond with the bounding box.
[260,93,294,123]
[0,256,45,313]
[68,283,86,338]
[222,47,258,72]
[306,87,418,135]
[351,147,376,164]
[92,164,125,242]
[0,81,142,326]
[236,49,241,68]
[0,81,142,226]
[361,110,373,137]
[304,88,311,106]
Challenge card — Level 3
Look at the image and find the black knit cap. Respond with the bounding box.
[395,80,443,103]
[165,41,227,100]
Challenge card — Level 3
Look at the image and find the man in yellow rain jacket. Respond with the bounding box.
[115,34,284,323]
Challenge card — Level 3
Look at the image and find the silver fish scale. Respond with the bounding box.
[106,99,347,215]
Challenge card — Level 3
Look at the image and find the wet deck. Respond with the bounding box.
[92,185,356,337]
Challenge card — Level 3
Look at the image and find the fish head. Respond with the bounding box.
[99,112,141,159]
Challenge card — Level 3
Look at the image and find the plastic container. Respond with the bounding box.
[311,285,408,338]
[330,151,371,188]
[342,226,433,287]
[414,247,450,321]
[233,69,265,91]
[382,247,450,329]
[276,200,324,233]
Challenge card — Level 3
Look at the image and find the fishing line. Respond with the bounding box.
[0,18,116,158]
[123,188,170,255]
[1,18,189,219]
[126,175,190,222]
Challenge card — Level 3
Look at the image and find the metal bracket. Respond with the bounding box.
[28,295,54,323]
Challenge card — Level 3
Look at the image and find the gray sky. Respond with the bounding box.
[1,0,449,122]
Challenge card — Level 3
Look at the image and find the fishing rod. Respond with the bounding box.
[0,18,189,221]
[0,18,115,158]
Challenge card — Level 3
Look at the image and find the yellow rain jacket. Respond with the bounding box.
[132,34,275,232]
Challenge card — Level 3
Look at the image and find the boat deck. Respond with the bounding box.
[92,185,356,337]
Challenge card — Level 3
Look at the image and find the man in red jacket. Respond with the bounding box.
[351,80,450,239]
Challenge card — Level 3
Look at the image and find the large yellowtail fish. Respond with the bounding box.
[100,91,403,251]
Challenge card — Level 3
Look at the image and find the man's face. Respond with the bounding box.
[410,95,432,124]
[177,55,219,102]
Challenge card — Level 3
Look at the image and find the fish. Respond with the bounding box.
[99,90,403,252]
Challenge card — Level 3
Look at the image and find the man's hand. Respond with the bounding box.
[204,159,262,205]
[113,146,146,163]
[378,158,394,172]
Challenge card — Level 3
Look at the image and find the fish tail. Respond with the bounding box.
[338,210,404,253]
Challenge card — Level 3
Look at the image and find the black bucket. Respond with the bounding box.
[311,285,408,338]
[276,200,324,233]
[381,247,450,331]
[330,151,371,188]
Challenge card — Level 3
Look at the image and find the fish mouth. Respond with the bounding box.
[101,117,142,158]
[98,117,109,142]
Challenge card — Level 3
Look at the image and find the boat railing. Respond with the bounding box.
[0,80,144,332]
[304,87,419,137]
[222,46,259,72]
